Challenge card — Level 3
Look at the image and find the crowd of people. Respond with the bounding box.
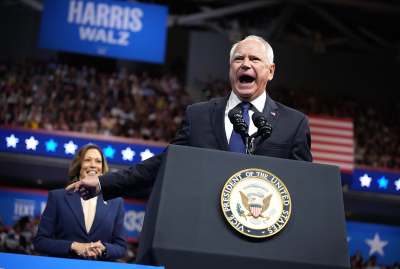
[1,58,399,169]
[0,58,192,142]
[0,215,39,255]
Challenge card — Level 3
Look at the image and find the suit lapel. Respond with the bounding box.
[89,194,110,235]
[65,190,87,233]
[253,93,280,148]
[210,94,230,151]
[263,93,280,129]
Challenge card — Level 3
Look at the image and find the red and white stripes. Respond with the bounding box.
[308,115,354,173]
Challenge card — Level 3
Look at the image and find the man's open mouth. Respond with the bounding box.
[239,75,255,84]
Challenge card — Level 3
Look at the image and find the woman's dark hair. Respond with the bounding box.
[66,144,109,186]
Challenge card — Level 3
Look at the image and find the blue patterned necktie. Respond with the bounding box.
[229,102,251,153]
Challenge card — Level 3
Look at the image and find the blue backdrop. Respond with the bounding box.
[347,221,400,265]
[39,0,168,63]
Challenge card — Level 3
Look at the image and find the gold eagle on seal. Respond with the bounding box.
[239,191,273,219]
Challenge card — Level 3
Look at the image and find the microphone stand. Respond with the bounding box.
[246,130,273,155]
[246,133,259,155]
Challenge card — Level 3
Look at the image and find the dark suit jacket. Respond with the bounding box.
[100,92,312,200]
[33,189,126,260]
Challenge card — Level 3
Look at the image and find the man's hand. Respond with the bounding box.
[65,176,101,200]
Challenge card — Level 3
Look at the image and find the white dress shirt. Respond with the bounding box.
[224,91,267,144]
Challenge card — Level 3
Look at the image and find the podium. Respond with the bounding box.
[137,145,349,269]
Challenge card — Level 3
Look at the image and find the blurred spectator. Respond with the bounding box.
[350,251,364,268]
[366,256,380,269]
[116,241,138,264]
[81,114,98,133]
[3,221,27,254]
[100,110,116,135]
[0,222,7,252]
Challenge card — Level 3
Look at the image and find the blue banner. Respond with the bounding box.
[0,188,48,227]
[0,253,163,268]
[39,0,168,63]
[347,221,400,265]
[0,127,165,166]
[350,169,400,195]
[122,199,147,240]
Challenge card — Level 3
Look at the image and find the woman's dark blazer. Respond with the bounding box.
[33,189,126,260]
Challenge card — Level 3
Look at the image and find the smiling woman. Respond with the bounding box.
[68,144,109,186]
[32,144,126,261]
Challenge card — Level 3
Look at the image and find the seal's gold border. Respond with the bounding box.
[221,168,292,238]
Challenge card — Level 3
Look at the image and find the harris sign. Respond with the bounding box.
[39,0,168,63]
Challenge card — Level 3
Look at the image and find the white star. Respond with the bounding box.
[365,233,389,257]
[360,173,372,187]
[6,134,19,148]
[140,149,154,161]
[347,237,351,242]
[25,136,39,150]
[64,141,78,155]
[121,147,135,161]
[395,179,400,191]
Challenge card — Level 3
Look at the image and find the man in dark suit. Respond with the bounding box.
[67,35,312,200]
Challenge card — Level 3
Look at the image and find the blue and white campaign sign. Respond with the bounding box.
[350,169,400,195]
[0,187,48,226]
[39,0,168,63]
[347,221,400,265]
[123,200,147,240]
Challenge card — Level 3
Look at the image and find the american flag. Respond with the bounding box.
[308,115,354,173]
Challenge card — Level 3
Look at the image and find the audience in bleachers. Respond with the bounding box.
[0,59,192,142]
[1,59,400,169]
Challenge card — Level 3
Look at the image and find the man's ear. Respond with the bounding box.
[268,64,275,81]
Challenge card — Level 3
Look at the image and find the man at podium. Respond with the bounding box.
[67,35,312,200]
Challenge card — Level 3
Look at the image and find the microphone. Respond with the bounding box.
[252,111,272,138]
[228,107,248,144]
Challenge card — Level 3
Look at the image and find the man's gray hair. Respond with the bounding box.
[229,35,274,64]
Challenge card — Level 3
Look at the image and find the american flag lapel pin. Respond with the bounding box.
[270,112,276,116]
